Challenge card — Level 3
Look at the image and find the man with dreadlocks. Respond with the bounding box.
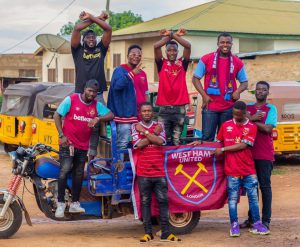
[192,32,248,141]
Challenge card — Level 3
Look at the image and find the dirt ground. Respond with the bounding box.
[0,152,300,247]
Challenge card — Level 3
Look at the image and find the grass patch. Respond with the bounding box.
[272,167,286,175]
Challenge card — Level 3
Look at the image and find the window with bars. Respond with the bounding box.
[113,53,121,68]
[63,69,75,83]
[19,69,35,77]
[48,69,56,82]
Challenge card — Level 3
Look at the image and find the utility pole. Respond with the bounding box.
[106,0,110,12]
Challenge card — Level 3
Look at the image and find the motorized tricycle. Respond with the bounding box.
[0,121,201,239]
[0,83,51,152]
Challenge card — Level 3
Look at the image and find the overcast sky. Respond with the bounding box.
[0,0,210,54]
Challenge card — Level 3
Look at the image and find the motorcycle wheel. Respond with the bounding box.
[169,211,200,235]
[0,195,23,239]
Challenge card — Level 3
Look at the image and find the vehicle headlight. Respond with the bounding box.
[8,151,18,169]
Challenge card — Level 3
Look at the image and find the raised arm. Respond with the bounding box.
[172,28,191,60]
[71,11,112,49]
[154,29,171,62]
[88,11,112,48]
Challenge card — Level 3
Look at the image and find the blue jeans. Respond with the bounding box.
[116,123,131,150]
[88,93,106,156]
[248,160,273,225]
[202,108,232,141]
[227,175,260,224]
[138,176,170,238]
[58,146,88,202]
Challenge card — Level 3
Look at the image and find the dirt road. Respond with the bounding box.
[0,153,300,247]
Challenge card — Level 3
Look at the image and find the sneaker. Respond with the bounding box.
[240,219,253,229]
[160,233,181,242]
[249,221,270,235]
[55,202,66,218]
[69,201,85,213]
[140,234,154,243]
[230,222,240,237]
[262,221,270,229]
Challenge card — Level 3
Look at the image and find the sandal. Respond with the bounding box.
[160,233,181,242]
[140,234,154,243]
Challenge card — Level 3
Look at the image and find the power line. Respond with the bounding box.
[0,0,77,54]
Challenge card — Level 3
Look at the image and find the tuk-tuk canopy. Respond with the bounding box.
[266,81,300,99]
[33,83,75,119]
[266,81,300,122]
[1,82,54,116]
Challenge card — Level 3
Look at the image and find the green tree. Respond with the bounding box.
[58,10,143,36]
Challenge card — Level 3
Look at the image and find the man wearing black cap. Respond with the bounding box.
[71,10,112,160]
[54,79,114,218]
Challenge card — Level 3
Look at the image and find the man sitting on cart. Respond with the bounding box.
[54,79,114,218]
[131,102,181,243]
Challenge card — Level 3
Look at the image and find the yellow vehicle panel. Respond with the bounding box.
[273,123,300,154]
[31,118,59,151]
[0,115,34,146]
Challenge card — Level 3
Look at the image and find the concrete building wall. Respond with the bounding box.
[274,40,300,50]
[258,40,274,51]
[0,54,42,79]
[239,38,258,52]
[41,51,74,82]
[242,52,300,89]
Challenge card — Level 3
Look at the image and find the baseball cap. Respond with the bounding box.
[85,79,99,91]
[82,29,96,39]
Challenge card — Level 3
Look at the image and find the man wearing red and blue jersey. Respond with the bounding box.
[54,79,113,218]
[192,32,248,141]
[241,81,277,231]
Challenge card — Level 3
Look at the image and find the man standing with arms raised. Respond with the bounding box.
[71,10,112,161]
[192,32,248,141]
[154,28,191,146]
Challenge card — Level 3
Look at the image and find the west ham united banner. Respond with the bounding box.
[129,142,227,219]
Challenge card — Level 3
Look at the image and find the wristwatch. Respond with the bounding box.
[221,147,225,152]
[144,130,150,136]
[59,133,64,138]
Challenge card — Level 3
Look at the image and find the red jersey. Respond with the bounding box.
[201,53,245,111]
[247,103,277,161]
[216,119,257,176]
[156,58,190,106]
[121,64,148,115]
[63,94,97,150]
[131,121,166,177]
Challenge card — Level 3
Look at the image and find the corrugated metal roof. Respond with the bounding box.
[113,0,300,37]
[237,48,300,58]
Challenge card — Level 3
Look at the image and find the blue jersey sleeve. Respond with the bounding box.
[237,66,248,83]
[96,102,110,116]
[56,96,71,117]
[265,104,277,127]
[193,60,206,79]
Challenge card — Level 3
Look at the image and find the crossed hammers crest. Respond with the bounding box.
[175,162,208,195]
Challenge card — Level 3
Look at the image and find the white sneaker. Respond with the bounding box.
[55,202,66,218]
[69,201,85,213]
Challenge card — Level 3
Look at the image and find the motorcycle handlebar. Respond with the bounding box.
[32,144,59,154]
